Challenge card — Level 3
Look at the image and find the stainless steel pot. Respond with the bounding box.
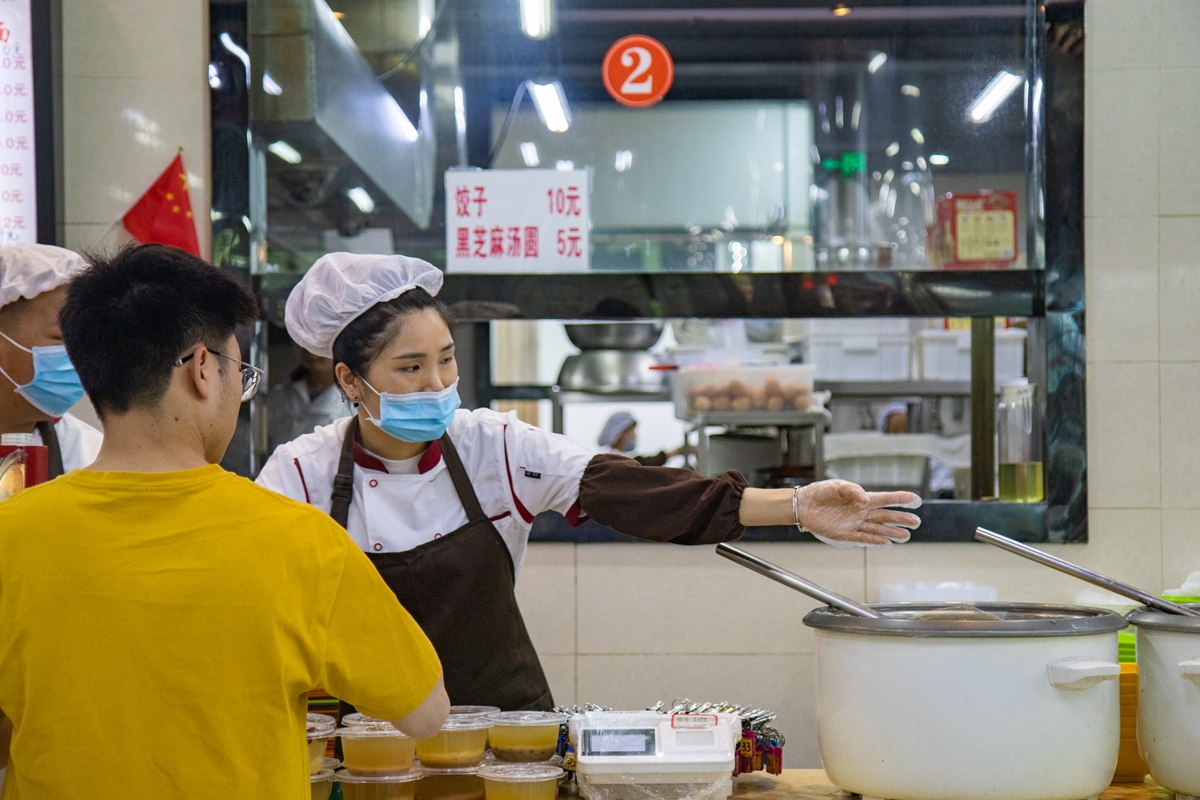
[1126,606,1200,796]
[556,351,669,393]
[564,322,664,351]
[805,603,1126,800]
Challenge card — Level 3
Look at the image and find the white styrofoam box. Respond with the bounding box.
[824,453,928,490]
[918,328,1027,381]
[806,318,913,337]
[806,335,912,381]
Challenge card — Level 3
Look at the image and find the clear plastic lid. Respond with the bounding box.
[340,713,394,729]
[437,716,492,732]
[483,712,566,727]
[336,769,424,784]
[308,713,337,738]
[311,769,336,784]
[337,725,411,739]
[477,765,564,783]
[322,757,342,771]
[449,706,501,718]
[417,766,481,776]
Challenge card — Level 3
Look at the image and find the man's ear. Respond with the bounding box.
[182,347,217,400]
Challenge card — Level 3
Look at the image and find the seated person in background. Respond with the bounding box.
[878,402,955,499]
[268,342,352,449]
[598,410,689,467]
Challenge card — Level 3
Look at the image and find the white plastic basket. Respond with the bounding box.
[805,335,911,381]
[918,328,1027,381]
[824,454,928,491]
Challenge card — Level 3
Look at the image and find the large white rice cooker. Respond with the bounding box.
[805,603,1127,800]
[1126,605,1200,797]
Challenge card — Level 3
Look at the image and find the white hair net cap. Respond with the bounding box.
[286,252,444,358]
[0,244,88,310]
[598,411,636,448]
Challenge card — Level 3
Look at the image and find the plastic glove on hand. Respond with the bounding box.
[796,480,921,548]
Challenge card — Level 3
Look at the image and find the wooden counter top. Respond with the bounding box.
[729,770,1174,800]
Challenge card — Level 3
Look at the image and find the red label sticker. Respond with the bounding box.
[602,35,674,108]
[671,713,717,729]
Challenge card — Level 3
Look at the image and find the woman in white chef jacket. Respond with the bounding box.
[257,253,921,712]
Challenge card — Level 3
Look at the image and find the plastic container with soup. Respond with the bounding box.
[337,769,423,800]
[477,763,564,800]
[483,712,565,763]
[338,726,417,776]
[416,717,492,769]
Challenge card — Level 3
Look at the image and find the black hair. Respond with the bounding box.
[331,287,454,379]
[59,243,259,418]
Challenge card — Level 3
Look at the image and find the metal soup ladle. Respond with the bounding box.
[716,543,883,619]
[975,527,1200,617]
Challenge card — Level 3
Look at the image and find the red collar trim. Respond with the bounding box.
[418,440,443,474]
[352,439,443,475]
[353,441,388,473]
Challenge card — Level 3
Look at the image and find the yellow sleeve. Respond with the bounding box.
[320,541,443,721]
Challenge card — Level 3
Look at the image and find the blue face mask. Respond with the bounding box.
[621,438,637,453]
[362,379,461,443]
[0,331,86,417]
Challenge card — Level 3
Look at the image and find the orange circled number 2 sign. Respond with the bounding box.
[602,35,674,108]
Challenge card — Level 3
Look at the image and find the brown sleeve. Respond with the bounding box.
[579,454,746,545]
[633,451,668,467]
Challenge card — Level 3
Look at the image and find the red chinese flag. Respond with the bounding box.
[122,152,201,256]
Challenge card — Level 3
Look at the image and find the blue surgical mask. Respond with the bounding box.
[362,379,460,443]
[621,439,637,453]
[0,331,86,417]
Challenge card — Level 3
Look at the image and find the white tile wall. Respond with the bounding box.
[61,0,211,256]
[510,1,1200,770]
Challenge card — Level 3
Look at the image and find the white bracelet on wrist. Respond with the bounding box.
[792,485,808,533]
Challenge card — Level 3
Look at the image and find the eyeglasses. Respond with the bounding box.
[174,349,265,402]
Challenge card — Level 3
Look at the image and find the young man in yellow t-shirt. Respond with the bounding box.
[0,244,449,799]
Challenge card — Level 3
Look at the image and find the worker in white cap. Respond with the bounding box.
[0,244,102,474]
[257,252,921,712]
[597,410,688,466]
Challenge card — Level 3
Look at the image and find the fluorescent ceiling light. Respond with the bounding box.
[347,187,376,214]
[418,0,434,37]
[220,32,250,74]
[615,150,632,172]
[454,86,467,138]
[268,140,302,164]
[555,160,574,171]
[527,80,571,132]
[901,84,920,97]
[208,63,221,89]
[520,0,554,39]
[520,141,540,167]
[262,72,283,96]
[885,141,899,157]
[867,52,888,74]
[930,154,949,166]
[967,70,1023,123]
[910,128,924,145]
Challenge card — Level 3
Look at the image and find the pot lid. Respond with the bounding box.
[803,602,1128,637]
[1126,604,1200,633]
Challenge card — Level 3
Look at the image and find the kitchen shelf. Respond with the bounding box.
[437,269,1043,322]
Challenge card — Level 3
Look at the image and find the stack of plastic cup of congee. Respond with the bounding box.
[336,713,422,800]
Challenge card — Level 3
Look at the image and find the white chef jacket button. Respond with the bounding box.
[369,479,378,488]
[373,543,383,551]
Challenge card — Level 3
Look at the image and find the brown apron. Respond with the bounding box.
[329,417,553,712]
[34,420,64,479]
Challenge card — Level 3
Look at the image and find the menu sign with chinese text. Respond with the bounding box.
[0,1,34,244]
[445,169,589,273]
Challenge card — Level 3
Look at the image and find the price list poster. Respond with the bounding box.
[0,0,34,244]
